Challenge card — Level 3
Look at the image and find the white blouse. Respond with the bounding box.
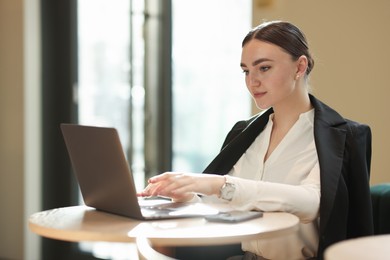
[205,109,321,259]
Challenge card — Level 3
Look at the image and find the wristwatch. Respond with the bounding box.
[220,179,235,201]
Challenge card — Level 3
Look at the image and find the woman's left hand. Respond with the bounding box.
[137,172,225,202]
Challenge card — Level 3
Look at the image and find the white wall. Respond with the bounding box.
[23,0,42,258]
[252,0,390,184]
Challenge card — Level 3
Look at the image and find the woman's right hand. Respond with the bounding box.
[137,172,225,202]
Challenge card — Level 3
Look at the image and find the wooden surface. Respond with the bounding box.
[29,205,299,247]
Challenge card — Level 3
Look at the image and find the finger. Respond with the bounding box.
[141,183,164,197]
[148,172,182,183]
[149,172,174,182]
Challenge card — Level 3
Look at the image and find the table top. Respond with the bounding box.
[325,234,390,260]
[29,205,299,247]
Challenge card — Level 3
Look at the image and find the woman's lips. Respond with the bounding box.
[253,92,266,98]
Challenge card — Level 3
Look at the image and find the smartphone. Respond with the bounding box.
[205,210,263,223]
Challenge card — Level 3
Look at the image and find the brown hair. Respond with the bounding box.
[242,21,314,76]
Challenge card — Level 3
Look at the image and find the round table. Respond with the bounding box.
[29,205,299,247]
[325,234,390,260]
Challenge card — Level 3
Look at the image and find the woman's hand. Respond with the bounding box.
[137,172,225,202]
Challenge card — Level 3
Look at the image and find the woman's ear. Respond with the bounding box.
[296,55,308,78]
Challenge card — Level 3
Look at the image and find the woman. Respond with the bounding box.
[139,21,373,259]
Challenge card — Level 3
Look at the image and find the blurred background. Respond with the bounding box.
[1,0,389,259]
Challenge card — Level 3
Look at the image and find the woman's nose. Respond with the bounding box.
[248,72,260,87]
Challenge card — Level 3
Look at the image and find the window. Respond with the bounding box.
[172,0,252,171]
[77,0,146,190]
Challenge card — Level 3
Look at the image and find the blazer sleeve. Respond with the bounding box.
[344,121,373,237]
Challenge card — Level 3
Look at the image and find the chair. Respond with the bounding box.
[370,183,390,234]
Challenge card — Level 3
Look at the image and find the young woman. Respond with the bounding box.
[138,21,373,260]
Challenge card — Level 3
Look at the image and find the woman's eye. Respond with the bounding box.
[242,70,249,75]
[260,66,271,72]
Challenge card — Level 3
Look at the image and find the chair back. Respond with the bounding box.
[371,183,390,234]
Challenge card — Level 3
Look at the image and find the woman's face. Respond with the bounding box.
[240,39,302,110]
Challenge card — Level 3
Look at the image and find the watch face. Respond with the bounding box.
[221,182,235,201]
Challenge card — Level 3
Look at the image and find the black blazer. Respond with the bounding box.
[203,94,374,260]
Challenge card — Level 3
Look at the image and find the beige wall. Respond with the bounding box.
[0,0,25,259]
[252,0,390,185]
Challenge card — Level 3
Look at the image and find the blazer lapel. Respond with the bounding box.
[310,95,347,233]
[203,109,273,175]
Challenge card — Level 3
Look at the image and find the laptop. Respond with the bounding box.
[60,124,219,220]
